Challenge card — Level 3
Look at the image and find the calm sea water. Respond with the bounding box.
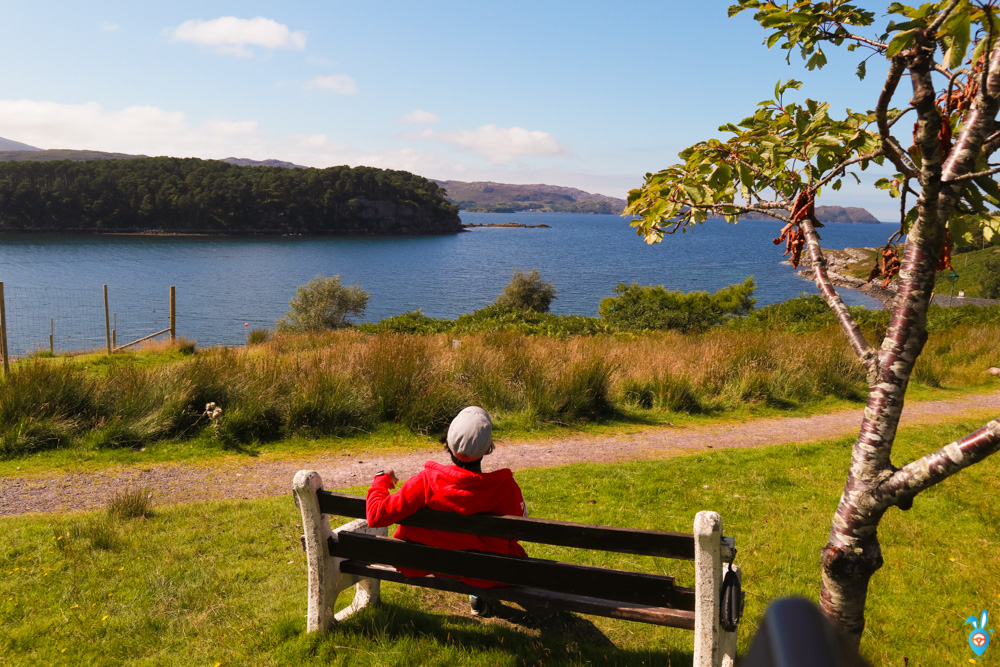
[0,212,896,356]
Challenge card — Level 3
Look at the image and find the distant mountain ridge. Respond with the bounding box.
[220,157,308,169]
[0,138,882,222]
[740,206,880,224]
[435,180,627,214]
[0,148,145,162]
[0,137,40,151]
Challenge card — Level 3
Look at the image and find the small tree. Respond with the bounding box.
[276,275,369,332]
[626,0,1000,649]
[493,268,557,312]
[981,253,1000,298]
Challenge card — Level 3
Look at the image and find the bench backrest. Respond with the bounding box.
[319,491,730,560]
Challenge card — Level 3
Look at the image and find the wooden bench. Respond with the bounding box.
[293,469,742,667]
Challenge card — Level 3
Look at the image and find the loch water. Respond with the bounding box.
[0,212,897,356]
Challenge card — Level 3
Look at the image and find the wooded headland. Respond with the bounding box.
[0,157,461,235]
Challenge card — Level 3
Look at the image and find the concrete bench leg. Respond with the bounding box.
[693,511,740,667]
[293,469,387,632]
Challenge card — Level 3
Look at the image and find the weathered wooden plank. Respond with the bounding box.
[318,491,697,560]
[340,562,696,630]
[332,532,696,611]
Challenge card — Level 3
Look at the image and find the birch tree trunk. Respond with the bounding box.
[819,29,1000,646]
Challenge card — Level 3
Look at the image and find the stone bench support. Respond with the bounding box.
[292,469,387,631]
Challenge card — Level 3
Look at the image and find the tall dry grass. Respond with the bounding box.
[2,325,997,457]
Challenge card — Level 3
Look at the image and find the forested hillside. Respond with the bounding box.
[0,158,461,235]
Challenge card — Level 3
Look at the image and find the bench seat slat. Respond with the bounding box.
[332,532,696,611]
[339,562,696,630]
[318,491,698,560]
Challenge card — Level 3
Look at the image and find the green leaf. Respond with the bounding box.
[886,29,918,57]
[856,60,867,80]
[941,8,971,69]
[806,47,828,70]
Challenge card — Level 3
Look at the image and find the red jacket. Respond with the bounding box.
[366,461,527,586]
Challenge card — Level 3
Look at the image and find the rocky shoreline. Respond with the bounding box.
[463,222,552,229]
[795,247,898,307]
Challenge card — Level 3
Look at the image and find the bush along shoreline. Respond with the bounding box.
[3,318,998,459]
[3,272,1000,460]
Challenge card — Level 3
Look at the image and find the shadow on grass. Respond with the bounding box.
[281,602,692,665]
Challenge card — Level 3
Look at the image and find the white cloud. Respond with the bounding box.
[304,75,356,94]
[169,17,306,57]
[398,109,439,124]
[0,99,268,158]
[101,22,120,32]
[433,124,570,163]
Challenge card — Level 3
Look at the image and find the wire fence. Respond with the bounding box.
[0,283,174,360]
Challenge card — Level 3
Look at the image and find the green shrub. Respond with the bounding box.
[975,253,1000,298]
[358,310,453,334]
[0,415,76,458]
[600,277,756,331]
[246,328,272,345]
[107,488,153,520]
[550,359,614,421]
[215,404,285,446]
[276,275,369,332]
[493,268,557,313]
[287,371,375,435]
[726,293,836,333]
[70,517,122,551]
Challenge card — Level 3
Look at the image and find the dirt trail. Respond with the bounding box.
[2,391,997,518]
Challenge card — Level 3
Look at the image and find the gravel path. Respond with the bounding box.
[2,391,997,518]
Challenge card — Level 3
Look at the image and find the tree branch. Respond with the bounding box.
[714,202,792,223]
[927,0,964,35]
[875,418,1000,508]
[983,126,1000,157]
[813,150,884,191]
[938,35,1000,210]
[887,106,915,129]
[942,164,1000,183]
[878,59,920,178]
[798,213,878,377]
[826,30,888,51]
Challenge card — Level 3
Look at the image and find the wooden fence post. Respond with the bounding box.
[50,318,54,354]
[0,282,8,377]
[170,285,176,342]
[103,284,111,355]
[112,312,117,349]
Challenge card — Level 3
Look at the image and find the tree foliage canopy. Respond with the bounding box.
[0,158,461,234]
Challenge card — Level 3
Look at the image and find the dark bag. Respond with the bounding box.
[720,563,744,632]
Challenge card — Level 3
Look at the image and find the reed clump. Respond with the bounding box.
[1,323,997,458]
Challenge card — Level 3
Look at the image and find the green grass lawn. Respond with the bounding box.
[3,414,998,665]
[937,246,1000,298]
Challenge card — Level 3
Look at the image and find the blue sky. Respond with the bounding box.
[0,2,898,217]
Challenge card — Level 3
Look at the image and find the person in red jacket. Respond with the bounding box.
[365,406,526,617]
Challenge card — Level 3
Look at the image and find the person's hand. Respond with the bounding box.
[377,469,399,489]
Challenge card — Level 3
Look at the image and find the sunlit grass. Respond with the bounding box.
[2,415,998,665]
[2,326,997,473]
